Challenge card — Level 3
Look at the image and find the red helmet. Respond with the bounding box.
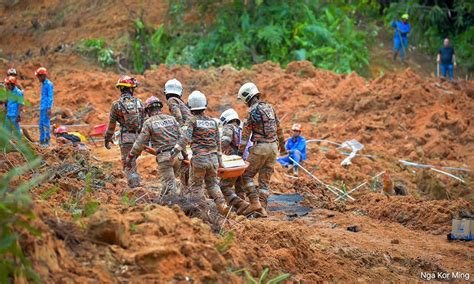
[116,75,138,88]
[7,68,17,76]
[291,123,302,131]
[4,76,17,86]
[55,126,68,134]
[145,96,163,109]
[35,67,48,76]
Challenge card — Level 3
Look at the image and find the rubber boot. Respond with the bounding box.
[216,202,231,216]
[231,198,250,215]
[242,193,267,217]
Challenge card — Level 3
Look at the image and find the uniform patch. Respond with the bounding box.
[152,119,175,128]
[196,120,216,128]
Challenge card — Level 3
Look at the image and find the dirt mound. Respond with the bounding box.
[347,193,472,235]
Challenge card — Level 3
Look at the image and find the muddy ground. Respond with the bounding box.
[1,1,473,282]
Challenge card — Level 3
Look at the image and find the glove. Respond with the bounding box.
[218,156,224,169]
[46,109,52,117]
[182,151,189,162]
[237,150,244,157]
[279,147,288,156]
[169,147,179,160]
[125,153,134,169]
[104,139,113,149]
[16,115,21,123]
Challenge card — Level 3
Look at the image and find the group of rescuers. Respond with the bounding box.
[104,76,307,217]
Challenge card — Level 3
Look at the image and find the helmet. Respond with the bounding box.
[188,90,207,111]
[401,13,409,20]
[35,67,48,76]
[7,68,17,76]
[220,108,240,125]
[291,123,302,131]
[55,126,68,134]
[4,76,17,85]
[238,82,260,104]
[145,96,163,110]
[164,79,183,97]
[116,75,138,88]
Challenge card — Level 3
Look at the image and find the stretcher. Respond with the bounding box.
[143,146,249,178]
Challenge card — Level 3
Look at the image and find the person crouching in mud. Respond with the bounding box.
[104,76,145,188]
[125,96,186,196]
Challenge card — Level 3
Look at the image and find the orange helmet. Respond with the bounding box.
[35,67,48,76]
[7,68,17,76]
[145,96,163,109]
[291,123,302,131]
[4,76,17,86]
[55,126,68,134]
[116,75,138,88]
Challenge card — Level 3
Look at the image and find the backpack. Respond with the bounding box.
[118,96,144,132]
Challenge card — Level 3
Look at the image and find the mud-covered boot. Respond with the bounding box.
[231,198,251,216]
[216,202,231,216]
[242,194,267,217]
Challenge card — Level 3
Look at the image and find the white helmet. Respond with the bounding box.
[188,90,207,110]
[220,108,240,125]
[164,79,183,97]
[237,82,260,103]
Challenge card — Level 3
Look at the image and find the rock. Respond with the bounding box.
[394,182,408,196]
[285,61,316,78]
[135,247,183,273]
[347,225,360,232]
[390,239,400,244]
[325,149,339,160]
[87,208,130,248]
[299,81,321,96]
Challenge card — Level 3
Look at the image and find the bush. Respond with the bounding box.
[76,39,115,68]
[128,0,372,74]
[0,126,43,283]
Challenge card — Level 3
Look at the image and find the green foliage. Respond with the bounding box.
[233,267,291,284]
[128,0,372,74]
[62,172,100,219]
[77,39,115,68]
[215,230,234,253]
[385,1,474,71]
[0,127,43,282]
[121,191,136,207]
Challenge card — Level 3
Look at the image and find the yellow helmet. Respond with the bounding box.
[401,14,409,20]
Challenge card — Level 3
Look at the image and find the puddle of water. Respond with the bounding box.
[267,193,312,219]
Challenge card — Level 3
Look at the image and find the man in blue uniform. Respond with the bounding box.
[36,67,54,146]
[277,123,306,176]
[392,14,410,62]
[3,76,24,137]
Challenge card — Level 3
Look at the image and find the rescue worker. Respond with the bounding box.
[104,76,145,188]
[164,78,192,186]
[184,91,229,215]
[125,96,185,196]
[391,14,410,62]
[35,67,54,146]
[164,79,192,126]
[237,82,286,216]
[3,76,24,137]
[7,68,17,77]
[219,108,250,214]
[54,126,82,145]
[277,123,307,176]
